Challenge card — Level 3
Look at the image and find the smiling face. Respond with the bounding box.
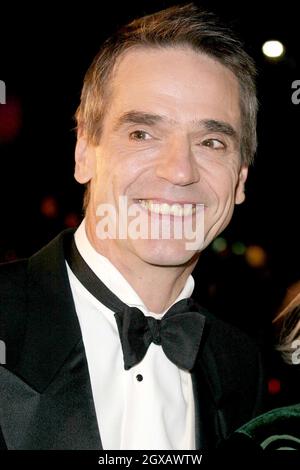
[75,46,248,267]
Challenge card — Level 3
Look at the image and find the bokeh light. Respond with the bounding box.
[262,40,284,58]
[211,237,227,253]
[64,212,81,228]
[268,378,281,395]
[0,97,22,142]
[245,245,267,268]
[40,196,59,218]
[232,241,246,256]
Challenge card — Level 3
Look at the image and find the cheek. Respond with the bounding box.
[112,154,157,194]
[95,157,146,202]
[211,166,240,199]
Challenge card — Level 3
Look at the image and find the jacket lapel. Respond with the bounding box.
[191,321,221,451]
[2,229,102,449]
[191,309,262,451]
[191,313,237,451]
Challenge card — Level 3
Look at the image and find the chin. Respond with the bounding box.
[131,238,198,267]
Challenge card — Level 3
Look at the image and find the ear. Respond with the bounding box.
[74,135,96,184]
[235,165,248,205]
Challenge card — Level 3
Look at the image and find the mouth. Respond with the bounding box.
[136,199,199,217]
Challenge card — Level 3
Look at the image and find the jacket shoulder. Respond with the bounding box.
[201,305,261,357]
[208,311,265,405]
[0,229,76,368]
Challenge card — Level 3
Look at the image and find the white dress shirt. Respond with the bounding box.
[66,219,196,450]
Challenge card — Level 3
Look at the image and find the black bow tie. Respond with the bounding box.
[65,235,206,371]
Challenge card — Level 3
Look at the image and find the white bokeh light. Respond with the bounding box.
[262,40,285,58]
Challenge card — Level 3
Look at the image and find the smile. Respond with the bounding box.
[137,199,197,216]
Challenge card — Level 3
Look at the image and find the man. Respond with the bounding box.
[0,4,264,450]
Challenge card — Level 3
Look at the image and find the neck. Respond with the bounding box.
[85,216,198,314]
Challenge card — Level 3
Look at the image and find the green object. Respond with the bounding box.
[233,404,300,450]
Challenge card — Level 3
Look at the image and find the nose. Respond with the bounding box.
[155,136,200,186]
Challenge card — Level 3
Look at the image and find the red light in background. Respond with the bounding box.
[0,97,22,142]
[268,378,281,395]
[64,212,80,228]
[40,196,58,218]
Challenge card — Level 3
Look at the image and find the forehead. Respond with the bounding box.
[108,46,241,129]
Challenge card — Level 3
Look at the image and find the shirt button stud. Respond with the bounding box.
[136,374,143,382]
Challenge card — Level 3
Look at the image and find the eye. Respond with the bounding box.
[201,138,225,150]
[129,130,151,141]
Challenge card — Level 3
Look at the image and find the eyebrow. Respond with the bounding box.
[113,110,239,144]
[201,119,240,146]
[113,111,164,130]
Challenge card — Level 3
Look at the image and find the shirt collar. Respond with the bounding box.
[74,218,195,318]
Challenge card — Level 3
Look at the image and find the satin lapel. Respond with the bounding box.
[191,340,220,450]
[191,314,236,450]
[1,338,101,449]
[3,229,102,449]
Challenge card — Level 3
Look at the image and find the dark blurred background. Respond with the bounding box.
[1,1,300,408]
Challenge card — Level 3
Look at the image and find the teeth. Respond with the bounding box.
[138,199,196,216]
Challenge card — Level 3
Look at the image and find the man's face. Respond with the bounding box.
[75,46,247,266]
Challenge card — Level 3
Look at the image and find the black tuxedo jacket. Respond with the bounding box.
[0,229,265,450]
